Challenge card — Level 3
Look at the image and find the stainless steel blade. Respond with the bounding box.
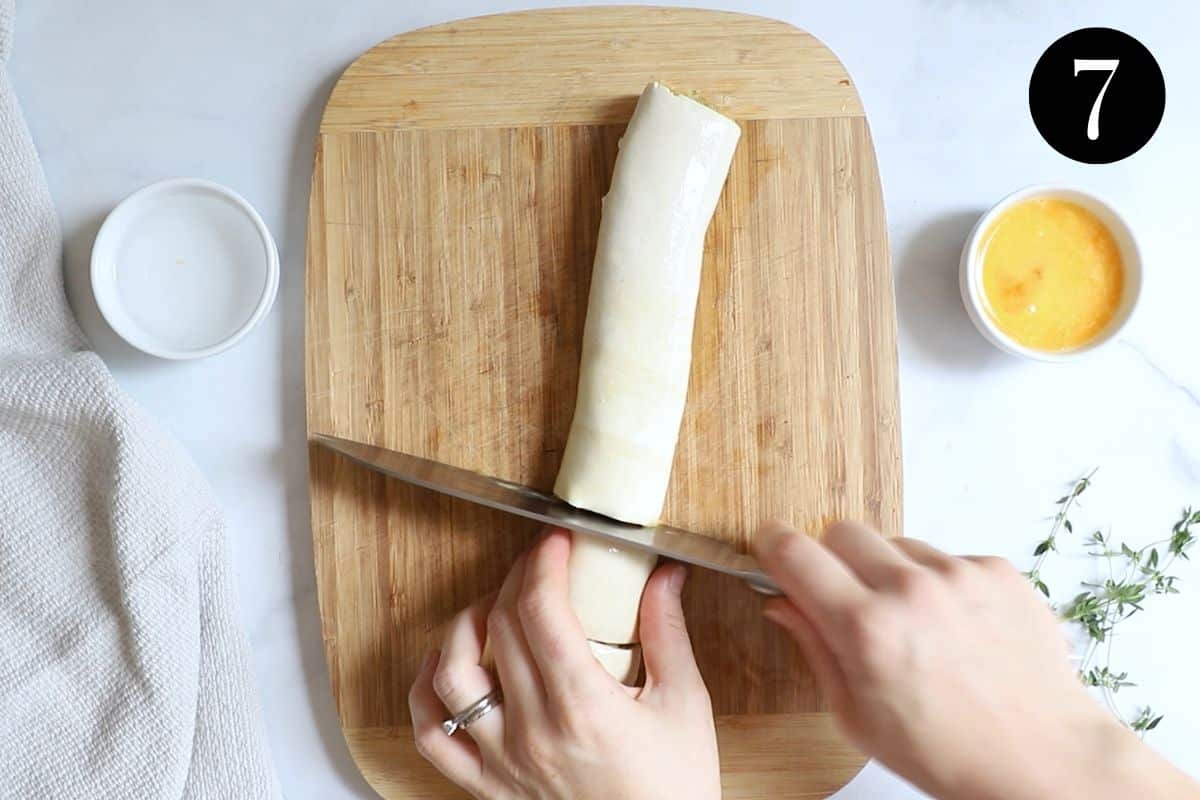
[312,433,780,595]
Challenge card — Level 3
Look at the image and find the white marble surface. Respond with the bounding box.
[10,1,1200,797]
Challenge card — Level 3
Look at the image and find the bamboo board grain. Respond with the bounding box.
[305,7,901,799]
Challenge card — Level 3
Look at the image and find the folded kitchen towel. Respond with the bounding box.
[0,4,281,798]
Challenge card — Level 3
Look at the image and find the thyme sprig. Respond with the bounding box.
[1025,471,1197,737]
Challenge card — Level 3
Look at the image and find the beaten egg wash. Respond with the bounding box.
[980,198,1124,352]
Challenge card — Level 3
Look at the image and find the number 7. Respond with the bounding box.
[1074,59,1120,141]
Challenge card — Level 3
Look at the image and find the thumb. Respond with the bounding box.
[638,563,706,700]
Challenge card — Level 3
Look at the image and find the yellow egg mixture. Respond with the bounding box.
[980,198,1124,352]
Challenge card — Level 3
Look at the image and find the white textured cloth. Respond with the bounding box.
[0,4,280,797]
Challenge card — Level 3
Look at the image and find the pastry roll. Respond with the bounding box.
[556,82,741,526]
[556,82,740,667]
[588,641,642,686]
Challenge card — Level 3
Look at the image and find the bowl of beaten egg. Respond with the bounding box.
[960,185,1142,361]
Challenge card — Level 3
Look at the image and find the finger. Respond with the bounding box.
[762,599,849,713]
[962,554,1022,582]
[639,563,706,701]
[519,528,611,701]
[962,554,1015,572]
[892,537,958,572]
[434,596,504,750]
[409,650,495,798]
[822,520,913,589]
[436,595,495,711]
[753,520,867,644]
[488,552,547,721]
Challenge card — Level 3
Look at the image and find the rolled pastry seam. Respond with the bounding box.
[556,82,740,647]
[588,641,642,686]
[554,81,741,526]
[480,634,641,686]
[481,637,641,687]
[567,535,658,645]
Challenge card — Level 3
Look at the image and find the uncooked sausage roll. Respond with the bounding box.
[555,82,740,677]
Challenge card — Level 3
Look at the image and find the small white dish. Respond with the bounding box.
[959,184,1142,362]
[91,178,279,360]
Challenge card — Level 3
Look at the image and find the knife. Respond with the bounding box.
[311,433,781,596]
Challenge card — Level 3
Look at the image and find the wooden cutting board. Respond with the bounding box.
[306,7,901,798]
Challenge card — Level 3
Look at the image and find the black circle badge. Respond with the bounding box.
[1029,28,1165,164]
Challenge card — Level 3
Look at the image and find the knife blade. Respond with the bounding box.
[311,433,781,595]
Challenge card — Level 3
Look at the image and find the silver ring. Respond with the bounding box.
[442,690,502,736]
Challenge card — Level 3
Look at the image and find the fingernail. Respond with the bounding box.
[828,519,880,540]
[758,520,797,551]
[540,526,568,545]
[668,564,688,594]
[421,650,439,671]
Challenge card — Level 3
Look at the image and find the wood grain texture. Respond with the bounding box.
[347,714,864,800]
[321,7,862,132]
[306,8,900,799]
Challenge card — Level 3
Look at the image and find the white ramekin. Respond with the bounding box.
[958,185,1142,362]
[91,178,279,360]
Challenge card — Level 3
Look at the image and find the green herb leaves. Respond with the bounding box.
[1027,473,1196,738]
[1131,708,1164,733]
[1023,470,1095,606]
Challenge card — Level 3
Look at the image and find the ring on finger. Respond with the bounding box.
[442,689,503,736]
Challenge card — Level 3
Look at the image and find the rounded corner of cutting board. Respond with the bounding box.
[340,727,463,799]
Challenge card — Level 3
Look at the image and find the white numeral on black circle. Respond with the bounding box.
[1074,58,1120,141]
